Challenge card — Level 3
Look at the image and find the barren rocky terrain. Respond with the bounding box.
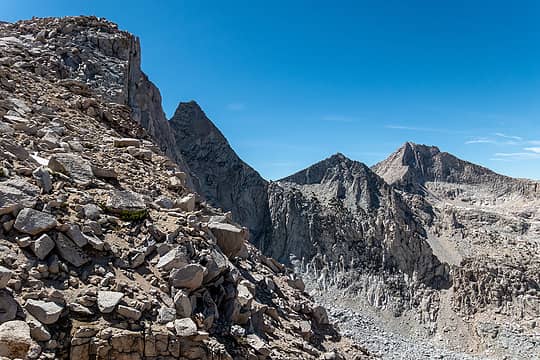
[0,15,538,360]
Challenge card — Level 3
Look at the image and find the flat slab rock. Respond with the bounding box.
[25,299,63,325]
[14,208,57,235]
[55,233,90,267]
[48,153,94,186]
[0,177,39,215]
[105,190,146,216]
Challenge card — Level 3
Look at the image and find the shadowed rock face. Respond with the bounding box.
[270,153,448,287]
[169,101,273,249]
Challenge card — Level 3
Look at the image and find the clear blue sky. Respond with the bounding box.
[4,1,540,180]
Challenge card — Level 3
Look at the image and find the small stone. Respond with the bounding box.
[174,318,197,337]
[312,305,329,325]
[14,208,57,235]
[97,291,123,313]
[64,224,88,247]
[25,299,63,325]
[33,234,55,260]
[32,166,52,193]
[82,204,101,220]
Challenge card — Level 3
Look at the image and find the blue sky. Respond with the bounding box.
[4,1,540,179]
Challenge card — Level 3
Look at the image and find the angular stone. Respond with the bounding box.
[54,233,90,267]
[208,222,246,259]
[157,248,188,272]
[0,178,39,215]
[64,224,88,247]
[27,315,51,341]
[117,305,141,320]
[0,290,17,324]
[105,190,146,219]
[203,248,229,283]
[157,307,176,324]
[25,299,63,325]
[48,153,94,186]
[169,264,205,290]
[0,266,12,288]
[97,291,123,313]
[33,234,55,260]
[173,318,197,337]
[32,166,52,193]
[0,320,32,358]
[14,208,57,235]
[173,290,192,318]
[113,138,141,147]
[312,305,329,325]
[91,165,118,179]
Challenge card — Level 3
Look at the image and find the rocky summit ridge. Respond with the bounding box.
[0,16,369,360]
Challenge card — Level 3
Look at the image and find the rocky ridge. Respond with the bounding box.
[0,16,368,360]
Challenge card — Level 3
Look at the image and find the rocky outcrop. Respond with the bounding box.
[0,16,366,360]
[169,101,272,249]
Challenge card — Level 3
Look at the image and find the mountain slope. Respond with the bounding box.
[169,101,272,250]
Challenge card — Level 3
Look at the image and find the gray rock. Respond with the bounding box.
[0,320,32,358]
[32,166,52,193]
[203,248,229,283]
[64,224,88,247]
[27,315,51,341]
[32,234,55,260]
[48,153,94,186]
[0,178,39,215]
[312,305,329,325]
[170,264,205,290]
[117,305,141,320]
[0,290,17,323]
[173,290,192,318]
[105,190,146,219]
[174,318,197,337]
[176,194,195,212]
[82,204,101,220]
[208,222,246,259]
[156,248,188,272]
[25,299,63,325]
[0,266,12,288]
[14,208,57,235]
[97,291,123,313]
[157,307,176,324]
[54,233,90,267]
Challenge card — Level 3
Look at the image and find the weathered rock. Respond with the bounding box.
[157,248,188,272]
[117,305,141,320]
[105,190,146,220]
[174,318,197,337]
[170,264,205,290]
[97,291,123,313]
[33,233,55,260]
[0,320,32,358]
[208,222,246,259]
[0,266,12,288]
[64,224,88,247]
[32,166,52,193]
[312,305,329,325]
[14,208,57,235]
[173,290,192,318]
[25,299,63,325]
[176,193,195,212]
[54,233,90,267]
[48,153,94,186]
[0,178,39,215]
[0,290,17,324]
[113,138,141,148]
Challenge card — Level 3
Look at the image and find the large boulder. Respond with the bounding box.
[14,208,57,235]
[54,233,90,267]
[0,320,33,358]
[208,222,246,259]
[170,264,205,290]
[48,153,94,186]
[0,178,39,215]
[25,299,63,325]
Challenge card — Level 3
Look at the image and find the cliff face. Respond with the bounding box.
[0,16,366,360]
[169,101,273,250]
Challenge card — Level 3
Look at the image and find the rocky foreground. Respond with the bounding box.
[0,16,371,359]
